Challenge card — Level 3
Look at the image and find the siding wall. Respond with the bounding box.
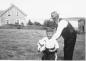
[0,7,25,25]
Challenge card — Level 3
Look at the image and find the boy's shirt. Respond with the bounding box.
[37,37,59,52]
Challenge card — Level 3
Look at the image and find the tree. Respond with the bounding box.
[34,21,41,26]
[43,19,57,29]
[27,19,33,25]
[21,22,24,26]
[43,19,49,27]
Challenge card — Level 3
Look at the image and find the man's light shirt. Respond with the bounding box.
[50,20,68,41]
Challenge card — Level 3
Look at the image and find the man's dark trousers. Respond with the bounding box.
[62,23,77,60]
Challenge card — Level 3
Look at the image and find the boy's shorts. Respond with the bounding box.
[42,48,57,60]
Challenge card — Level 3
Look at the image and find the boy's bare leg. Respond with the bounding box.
[55,52,58,60]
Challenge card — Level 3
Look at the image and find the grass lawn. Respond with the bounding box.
[0,29,85,60]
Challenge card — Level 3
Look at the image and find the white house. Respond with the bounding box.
[0,4,27,26]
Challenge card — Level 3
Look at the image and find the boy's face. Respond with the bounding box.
[46,31,53,39]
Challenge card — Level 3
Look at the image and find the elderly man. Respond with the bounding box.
[49,11,77,60]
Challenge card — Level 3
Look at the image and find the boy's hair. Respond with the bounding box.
[45,28,54,38]
[46,28,54,32]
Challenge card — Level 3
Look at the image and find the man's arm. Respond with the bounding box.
[50,20,68,40]
[49,40,59,52]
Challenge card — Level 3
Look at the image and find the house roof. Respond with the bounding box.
[0,4,27,17]
[0,10,5,16]
[62,17,85,21]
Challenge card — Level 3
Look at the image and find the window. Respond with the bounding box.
[8,11,11,16]
[17,12,18,16]
[6,20,9,24]
[8,14,10,16]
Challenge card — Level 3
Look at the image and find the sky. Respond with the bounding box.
[0,0,86,24]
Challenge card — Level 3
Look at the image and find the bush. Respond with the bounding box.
[27,20,33,25]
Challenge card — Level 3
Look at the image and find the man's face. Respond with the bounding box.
[51,12,59,19]
[51,14,56,19]
[51,11,59,24]
[46,31,53,39]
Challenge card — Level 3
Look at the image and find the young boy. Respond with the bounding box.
[37,28,59,60]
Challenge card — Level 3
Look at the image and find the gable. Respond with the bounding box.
[0,10,5,16]
[0,4,27,17]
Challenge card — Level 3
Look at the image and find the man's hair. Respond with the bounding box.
[51,11,59,18]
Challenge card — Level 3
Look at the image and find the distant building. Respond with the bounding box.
[62,17,85,33]
[78,18,85,33]
[0,4,27,26]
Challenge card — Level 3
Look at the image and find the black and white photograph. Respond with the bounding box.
[0,0,85,60]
